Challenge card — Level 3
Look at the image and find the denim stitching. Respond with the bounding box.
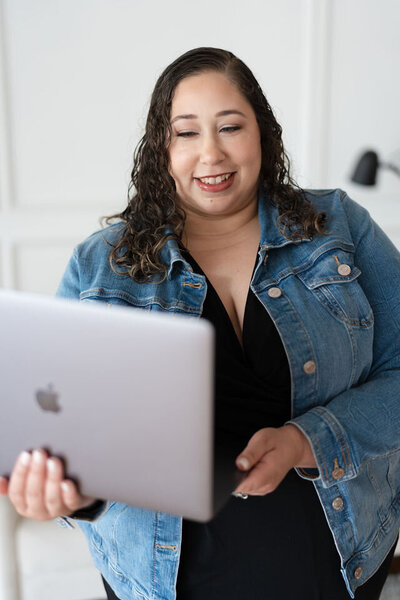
[254,242,356,289]
[90,540,147,599]
[283,293,319,400]
[315,408,353,473]
[297,421,330,481]
[312,287,374,328]
[152,511,159,598]
[80,290,203,314]
[345,323,358,389]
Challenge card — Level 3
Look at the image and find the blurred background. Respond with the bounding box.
[0,0,399,599]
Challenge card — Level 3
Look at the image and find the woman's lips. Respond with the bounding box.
[194,172,235,193]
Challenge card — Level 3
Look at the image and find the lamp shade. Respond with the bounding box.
[351,150,379,185]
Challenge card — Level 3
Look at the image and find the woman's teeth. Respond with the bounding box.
[198,173,233,185]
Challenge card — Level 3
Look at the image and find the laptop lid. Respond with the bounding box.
[0,289,241,521]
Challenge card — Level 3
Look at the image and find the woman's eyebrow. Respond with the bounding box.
[170,109,246,124]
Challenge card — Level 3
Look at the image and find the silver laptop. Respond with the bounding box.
[0,289,244,521]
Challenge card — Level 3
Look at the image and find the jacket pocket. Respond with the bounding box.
[297,249,374,328]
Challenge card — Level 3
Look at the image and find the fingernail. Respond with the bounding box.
[61,482,69,493]
[237,457,249,470]
[47,459,57,472]
[232,491,249,500]
[20,451,31,466]
[33,450,44,464]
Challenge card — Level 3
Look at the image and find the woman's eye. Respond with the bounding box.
[220,126,241,133]
[176,131,197,138]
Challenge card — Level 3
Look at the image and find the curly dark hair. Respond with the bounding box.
[106,47,326,282]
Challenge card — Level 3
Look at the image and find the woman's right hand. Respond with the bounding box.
[0,449,95,520]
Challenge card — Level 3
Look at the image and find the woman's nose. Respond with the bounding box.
[199,133,225,165]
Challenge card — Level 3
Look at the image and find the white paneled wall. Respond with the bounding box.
[1,0,400,295]
[3,0,399,296]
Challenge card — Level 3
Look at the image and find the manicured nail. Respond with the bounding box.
[33,450,44,464]
[20,451,31,466]
[47,459,57,472]
[237,457,249,470]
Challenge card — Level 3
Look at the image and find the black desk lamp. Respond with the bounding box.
[351,150,400,185]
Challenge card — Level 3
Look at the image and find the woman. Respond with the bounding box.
[1,47,400,600]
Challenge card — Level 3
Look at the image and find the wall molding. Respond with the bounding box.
[299,0,333,188]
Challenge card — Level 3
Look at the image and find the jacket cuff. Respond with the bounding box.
[70,499,109,521]
[287,407,358,487]
[54,500,109,529]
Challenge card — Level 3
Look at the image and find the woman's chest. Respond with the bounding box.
[190,242,259,344]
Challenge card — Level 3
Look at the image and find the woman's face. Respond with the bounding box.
[168,71,262,219]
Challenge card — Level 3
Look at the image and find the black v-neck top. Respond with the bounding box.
[195,253,291,442]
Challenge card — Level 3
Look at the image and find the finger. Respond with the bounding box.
[8,451,32,514]
[44,457,67,517]
[235,453,284,496]
[25,449,48,517]
[0,476,9,495]
[60,479,92,514]
[236,428,275,471]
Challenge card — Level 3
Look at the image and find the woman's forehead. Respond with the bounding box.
[170,72,252,119]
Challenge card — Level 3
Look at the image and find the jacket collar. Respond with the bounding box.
[257,192,311,250]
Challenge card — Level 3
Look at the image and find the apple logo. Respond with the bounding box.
[35,384,62,413]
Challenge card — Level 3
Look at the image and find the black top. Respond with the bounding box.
[199,256,291,442]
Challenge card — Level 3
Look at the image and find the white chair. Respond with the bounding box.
[0,496,106,600]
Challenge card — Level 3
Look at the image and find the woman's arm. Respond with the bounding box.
[235,193,400,494]
[288,194,400,488]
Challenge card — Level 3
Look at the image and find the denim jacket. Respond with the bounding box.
[56,189,400,599]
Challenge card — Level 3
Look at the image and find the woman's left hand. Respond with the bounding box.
[234,425,317,496]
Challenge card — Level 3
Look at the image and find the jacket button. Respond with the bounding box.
[337,263,352,276]
[303,360,316,374]
[268,287,282,298]
[332,466,345,480]
[332,496,344,511]
[354,566,363,580]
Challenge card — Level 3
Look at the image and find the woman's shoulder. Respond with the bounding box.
[303,188,373,245]
[304,188,368,220]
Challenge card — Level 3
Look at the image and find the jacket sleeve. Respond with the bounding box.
[56,249,81,300]
[288,192,400,488]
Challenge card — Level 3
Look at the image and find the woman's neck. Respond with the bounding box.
[182,201,259,253]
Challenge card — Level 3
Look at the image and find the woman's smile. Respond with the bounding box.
[194,171,236,192]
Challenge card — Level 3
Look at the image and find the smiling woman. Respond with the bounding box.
[2,47,400,600]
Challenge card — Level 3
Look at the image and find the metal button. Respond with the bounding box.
[332,467,345,480]
[267,287,282,298]
[337,264,351,276]
[303,360,316,374]
[354,566,363,580]
[332,496,344,511]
